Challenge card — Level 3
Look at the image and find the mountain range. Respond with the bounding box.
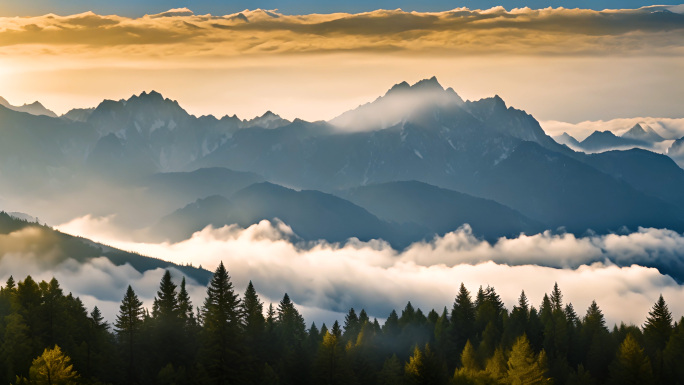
[2,77,684,263]
[553,123,667,153]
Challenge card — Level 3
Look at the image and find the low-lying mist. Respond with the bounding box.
[46,215,684,328]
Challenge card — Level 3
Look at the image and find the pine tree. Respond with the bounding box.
[343,308,360,343]
[582,301,611,381]
[314,330,353,385]
[643,294,673,352]
[550,283,563,311]
[609,334,654,385]
[663,317,684,383]
[243,281,265,337]
[378,355,402,385]
[28,345,79,385]
[507,335,550,385]
[276,293,306,347]
[460,340,479,373]
[177,277,195,326]
[114,285,144,385]
[153,270,179,319]
[450,283,476,368]
[404,344,447,385]
[485,347,508,382]
[201,262,243,385]
[242,281,266,383]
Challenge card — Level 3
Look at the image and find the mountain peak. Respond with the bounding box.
[136,90,164,101]
[385,81,411,95]
[331,77,464,131]
[622,122,664,142]
[0,97,57,117]
[412,76,444,91]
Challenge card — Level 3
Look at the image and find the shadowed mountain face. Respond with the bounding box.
[577,130,647,152]
[0,96,57,118]
[199,78,566,193]
[553,132,581,149]
[669,137,684,167]
[0,211,211,284]
[472,141,684,233]
[2,77,684,247]
[152,182,419,247]
[341,181,545,241]
[622,123,665,143]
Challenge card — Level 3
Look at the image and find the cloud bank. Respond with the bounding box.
[54,216,684,327]
[541,117,684,142]
[0,6,683,58]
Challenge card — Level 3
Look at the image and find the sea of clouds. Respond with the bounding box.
[1,215,670,328]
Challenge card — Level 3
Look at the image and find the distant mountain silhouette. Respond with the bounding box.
[341,180,544,241]
[0,96,57,117]
[577,130,647,152]
[472,141,684,234]
[152,182,418,247]
[553,132,581,149]
[621,123,665,142]
[61,107,95,122]
[3,79,684,245]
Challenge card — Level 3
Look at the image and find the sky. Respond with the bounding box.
[0,4,682,123]
[0,1,669,17]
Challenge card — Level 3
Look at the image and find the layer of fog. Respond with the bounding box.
[50,216,684,327]
[541,118,684,142]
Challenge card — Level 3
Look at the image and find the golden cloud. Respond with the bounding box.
[0,6,682,57]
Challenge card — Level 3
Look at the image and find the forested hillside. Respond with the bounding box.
[1,265,681,385]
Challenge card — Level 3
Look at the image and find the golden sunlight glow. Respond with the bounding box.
[0,6,682,122]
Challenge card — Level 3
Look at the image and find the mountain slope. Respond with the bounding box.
[472,141,684,234]
[0,211,211,284]
[553,132,581,149]
[153,182,420,247]
[578,130,647,152]
[621,123,665,142]
[585,148,684,210]
[0,97,58,117]
[342,181,545,241]
[199,78,567,192]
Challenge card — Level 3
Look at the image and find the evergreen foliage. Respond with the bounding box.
[0,270,681,384]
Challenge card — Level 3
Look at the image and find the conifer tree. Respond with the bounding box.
[378,355,402,385]
[550,283,563,311]
[201,262,243,385]
[609,334,654,385]
[28,345,79,385]
[450,283,476,368]
[242,281,265,338]
[460,340,479,373]
[581,301,611,380]
[242,281,266,383]
[643,294,672,382]
[507,335,550,385]
[643,294,673,352]
[177,277,195,326]
[663,317,684,383]
[404,344,447,385]
[153,270,179,319]
[276,293,306,346]
[115,285,144,384]
[314,330,352,385]
[343,308,360,343]
[485,347,508,382]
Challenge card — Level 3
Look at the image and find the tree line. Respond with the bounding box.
[1,261,683,384]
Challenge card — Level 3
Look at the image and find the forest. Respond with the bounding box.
[0,262,682,385]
